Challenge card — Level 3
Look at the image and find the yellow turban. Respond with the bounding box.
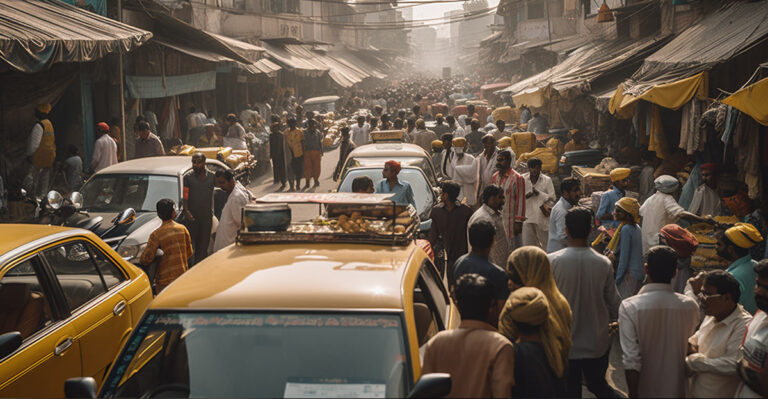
[610,167,631,182]
[452,137,467,147]
[519,123,528,129]
[431,140,442,149]
[725,223,764,249]
[435,113,443,119]
[498,136,512,148]
[615,197,640,223]
[36,103,52,114]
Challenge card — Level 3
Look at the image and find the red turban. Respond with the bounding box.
[701,162,717,173]
[385,160,401,175]
[96,122,110,132]
[660,224,699,258]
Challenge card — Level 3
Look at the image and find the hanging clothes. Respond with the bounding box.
[648,105,669,159]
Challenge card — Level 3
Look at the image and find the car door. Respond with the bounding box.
[0,255,82,398]
[39,240,133,386]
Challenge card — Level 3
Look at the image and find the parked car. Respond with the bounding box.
[76,156,229,264]
[65,193,455,398]
[0,225,152,397]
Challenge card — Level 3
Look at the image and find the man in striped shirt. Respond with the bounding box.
[491,150,526,250]
[141,198,193,293]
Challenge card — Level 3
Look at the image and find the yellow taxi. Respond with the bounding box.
[0,225,152,397]
[75,193,458,398]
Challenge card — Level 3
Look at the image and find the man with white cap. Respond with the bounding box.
[639,175,711,254]
[596,167,630,229]
[447,137,477,206]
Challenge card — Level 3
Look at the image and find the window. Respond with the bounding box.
[90,245,126,289]
[43,242,108,311]
[527,0,546,19]
[412,262,447,348]
[0,258,55,340]
[269,0,299,14]
[103,312,409,398]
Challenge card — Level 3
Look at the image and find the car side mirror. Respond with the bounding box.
[407,373,451,398]
[64,377,97,398]
[156,248,164,258]
[0,331,22,359]
[115,208,136,226]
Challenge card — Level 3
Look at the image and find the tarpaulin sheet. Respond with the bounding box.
[498,36,668,106]
[723,77,768,126]
[619,1,768,100]
[125,71,216,99]
[0,0,151,73]
[610,72,706,115]
[261,41,328,74]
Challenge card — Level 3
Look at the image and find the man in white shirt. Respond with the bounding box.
[547,177,581,253]
[689,162,723,217]
[550,207,622,398]
[639,175,711,254]
[687,270,752,398]
[446,115,465,138]
[474,134,498,204]
[91,122,118,173]
[350,115,370,147]
[619,245,700,399]
[411,119,437,153]
[447,137,477,206]
[522,158,556,251]
[735,260,768,398]
[213,169,252,252]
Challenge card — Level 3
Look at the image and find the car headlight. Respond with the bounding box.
[117,243,146,261]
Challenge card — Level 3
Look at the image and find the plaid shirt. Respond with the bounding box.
[491,168,526,240]
[141,220,193,290]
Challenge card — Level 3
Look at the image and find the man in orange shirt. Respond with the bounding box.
[141,199,193,293]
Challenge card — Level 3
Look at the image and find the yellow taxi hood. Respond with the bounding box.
[152,242,423,310]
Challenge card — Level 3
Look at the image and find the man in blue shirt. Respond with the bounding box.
[453,220,510,310]
[597,167,630,229]
[377,160,416,209]
[713,223,763,314]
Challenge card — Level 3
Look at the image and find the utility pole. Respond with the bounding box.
[117,0,127,161]
[545,0,553,46]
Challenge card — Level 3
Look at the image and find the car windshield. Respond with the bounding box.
[344,157,436,185]
[81,174,179,212]
[339,168,435,218]
[101,312,409,398]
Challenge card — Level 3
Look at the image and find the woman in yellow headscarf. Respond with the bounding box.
[499,246,572,379]
[606,197,644,298]
[500,287,567,397]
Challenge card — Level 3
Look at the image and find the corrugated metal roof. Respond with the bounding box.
[0,0,152,73]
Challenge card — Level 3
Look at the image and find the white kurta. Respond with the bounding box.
[213,183,252,251]
[689,184,722,217]
[475,150,498,203]
[447,151,477,206]
[639,192,685,254]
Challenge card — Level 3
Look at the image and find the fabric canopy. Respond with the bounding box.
[0,0,152,73]
[261,41,328,74]
[614,0,768,110]
[722,77,768,126]
[125,71,216,99]
[609,72,706,117]
[498,36,668,107]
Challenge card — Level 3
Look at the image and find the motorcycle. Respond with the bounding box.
[36,190,90,226]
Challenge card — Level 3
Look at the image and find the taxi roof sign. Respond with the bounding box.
[370,130,404,142]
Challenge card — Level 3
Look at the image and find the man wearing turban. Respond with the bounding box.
[689,162,723,217]
[447,137,477,206]
[377,160,416,209]
[639,175,711,254]
[713,223,763,313]
[606,197,644,298]
[596,167,630,229]
[659,224,699,293]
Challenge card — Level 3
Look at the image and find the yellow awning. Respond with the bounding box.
[609,72,707,116]
[722,77,768,126]
[512,86,549,108]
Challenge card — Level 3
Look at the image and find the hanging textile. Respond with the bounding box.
[648,105,669,159]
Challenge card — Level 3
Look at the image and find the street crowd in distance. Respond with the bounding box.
[11,75,768,398]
